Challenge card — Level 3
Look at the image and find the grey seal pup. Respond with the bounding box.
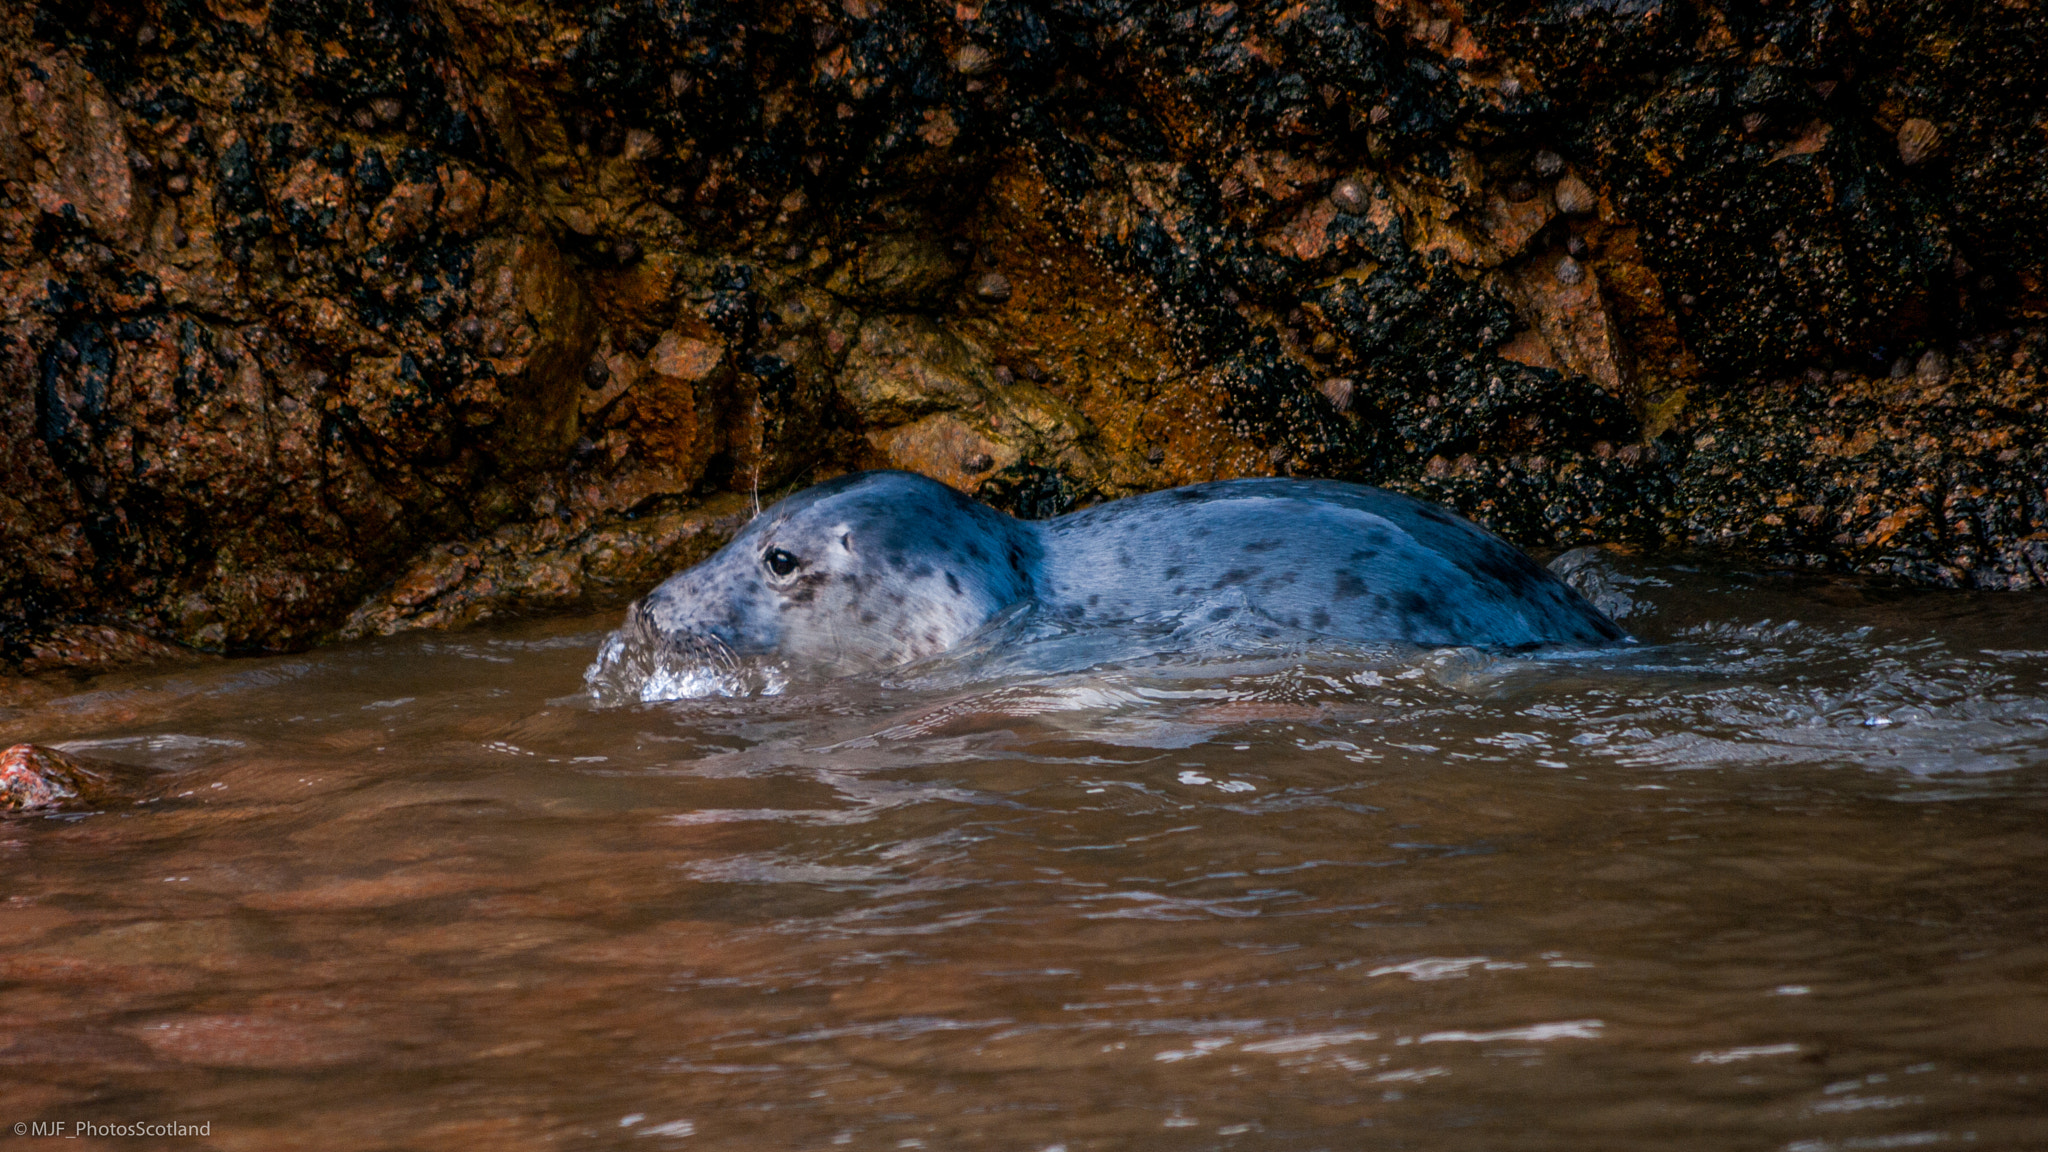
[614,470,1626,678]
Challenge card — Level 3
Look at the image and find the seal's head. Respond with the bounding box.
[632,471,1039,675]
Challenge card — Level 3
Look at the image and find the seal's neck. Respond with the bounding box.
[1026,512,1131,616]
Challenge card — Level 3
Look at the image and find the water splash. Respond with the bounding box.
[582,617,787,706]
[1549,546,1668,623]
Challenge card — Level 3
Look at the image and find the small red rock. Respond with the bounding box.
[1,745,150,811]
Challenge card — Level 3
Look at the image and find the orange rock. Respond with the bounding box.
[583,347,644,416]
[647,329,725,385]
[15,625,197,675]
[1502,256,1631,397]
[1864,505,1924,548]
[868,412,1016,491]
[837,314,996,424]
[16,55,140,246]
[337,493,756,638]
[1477,190,1555,264]
[466,234,598,468]
[277,159,350,242]
[614,326,729,493]
[824,233,960,305]
[385,547,482,609]
[1496,326,1560,372]
[1264,197,1341,261]
[0,744,154,811]
[369,178,441,245]
[918,107,960,149]
[1448,24,1486,62]
[1234,149,1333,205]
[437,164,491,234]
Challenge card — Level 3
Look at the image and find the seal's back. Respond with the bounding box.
[1034,478,1625,648]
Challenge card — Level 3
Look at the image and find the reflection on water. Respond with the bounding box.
[1,554,2045,1149]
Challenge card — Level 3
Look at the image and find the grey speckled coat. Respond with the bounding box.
[630,470,1627,675]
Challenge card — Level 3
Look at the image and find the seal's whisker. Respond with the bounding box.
[657,629,738,670]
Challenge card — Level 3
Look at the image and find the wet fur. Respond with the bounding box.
[631,470,1626,675]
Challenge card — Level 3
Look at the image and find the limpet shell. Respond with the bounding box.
[1554,173,1596,216]
[1896,118,1940,166]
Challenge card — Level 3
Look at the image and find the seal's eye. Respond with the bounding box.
[764,548,800,577]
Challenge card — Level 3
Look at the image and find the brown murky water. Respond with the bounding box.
[3,556,2046,1150]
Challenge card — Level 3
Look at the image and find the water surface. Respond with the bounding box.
[3,555,2045,1150]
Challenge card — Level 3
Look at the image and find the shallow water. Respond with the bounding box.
[3,555,2046,1150]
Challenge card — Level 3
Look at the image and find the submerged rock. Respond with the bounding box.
[0,744,156,811]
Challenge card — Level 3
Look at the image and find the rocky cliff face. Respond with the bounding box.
[4,0,2044,672]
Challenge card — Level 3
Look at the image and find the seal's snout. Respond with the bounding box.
[585,592,777,704]
[659,624,741,670]
[630,574,759,661]
[620,597,735,667]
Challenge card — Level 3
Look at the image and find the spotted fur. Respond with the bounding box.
[629,470,1626,674]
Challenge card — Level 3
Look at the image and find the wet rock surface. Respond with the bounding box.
[3,0,2045,670]
[0,743,156,810]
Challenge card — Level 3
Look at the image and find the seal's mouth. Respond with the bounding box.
[639,599,741,665]
[583,604,784,705]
